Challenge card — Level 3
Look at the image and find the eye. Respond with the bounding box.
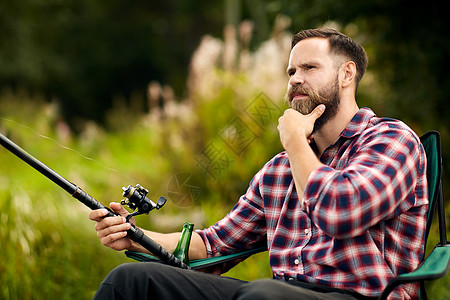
[287,68,295,77]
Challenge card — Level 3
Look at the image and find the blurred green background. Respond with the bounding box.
[0,0,449,299]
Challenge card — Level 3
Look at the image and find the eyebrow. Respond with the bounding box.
[286,66,295,75]
[286,61,321,75]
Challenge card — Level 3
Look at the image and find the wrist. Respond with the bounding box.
[284,133,310,154]
[127,238,146,253]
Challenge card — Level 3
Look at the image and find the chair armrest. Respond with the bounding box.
[125,246,267,270]
[378,244,450,300]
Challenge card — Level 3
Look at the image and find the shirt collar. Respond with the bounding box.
[339,107,376,139]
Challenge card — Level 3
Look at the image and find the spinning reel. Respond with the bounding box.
[121,184,167,221]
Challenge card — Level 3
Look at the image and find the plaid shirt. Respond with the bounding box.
[197,107,428,299]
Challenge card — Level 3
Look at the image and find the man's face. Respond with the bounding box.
[285,38,342,132]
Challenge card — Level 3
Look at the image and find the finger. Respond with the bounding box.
[278,108,296,126]
[89,208,109,222]
[277,111,286,125]
[284,108,299,116]
[100,231,128,247]
[95,215,127,232]
[96,221,131,238]
[109,202,131,217]
[309,104,326,120]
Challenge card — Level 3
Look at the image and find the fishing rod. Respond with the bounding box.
[0,132,190,270]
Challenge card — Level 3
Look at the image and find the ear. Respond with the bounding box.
[340,61,357,88]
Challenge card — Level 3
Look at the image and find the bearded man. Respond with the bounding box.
[89,28,428,300]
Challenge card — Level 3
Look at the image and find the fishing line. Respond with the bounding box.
[0,117,137,183]
[0,122,189,270]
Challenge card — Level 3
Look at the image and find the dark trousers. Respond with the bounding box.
[93,262,374,300]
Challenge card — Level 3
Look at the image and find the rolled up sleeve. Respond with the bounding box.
[302,127,426,239]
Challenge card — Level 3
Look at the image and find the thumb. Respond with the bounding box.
[309,104,326,120]
[109,202,130,217]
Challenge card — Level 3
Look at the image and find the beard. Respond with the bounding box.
[286,75,340,133]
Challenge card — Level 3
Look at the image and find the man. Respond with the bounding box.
[89,28,428,299]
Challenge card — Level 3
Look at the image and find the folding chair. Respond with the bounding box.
[125,131,450,299]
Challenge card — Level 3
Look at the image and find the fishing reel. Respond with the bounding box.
[121,184,167,221]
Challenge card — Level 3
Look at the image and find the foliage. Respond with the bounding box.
[0,0,223,128]
[1,1,449,298]
[2,0,447,135]
[0,36,285,297]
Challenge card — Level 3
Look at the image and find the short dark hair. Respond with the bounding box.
[292,28,368,89]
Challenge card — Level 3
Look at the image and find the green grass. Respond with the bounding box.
[1,72,449,299]
[0,83,281,299]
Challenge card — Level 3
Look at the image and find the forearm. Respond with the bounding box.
[277,106,325,195]
[285,138,323,195]
[129,229,207,260]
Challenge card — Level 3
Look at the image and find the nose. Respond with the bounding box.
[289,72,304,87]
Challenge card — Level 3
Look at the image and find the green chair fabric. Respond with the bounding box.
[125,246,266,270]
[125,131,450,300]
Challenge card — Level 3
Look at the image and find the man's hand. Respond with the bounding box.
[89,202,135,251]
[277,104,325,195]
[277,104,325,151]
[89,202,208,259]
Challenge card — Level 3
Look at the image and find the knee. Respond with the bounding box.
[94,263,142,300]
[233,279,280,300]
[102,263,140,285]
[96,262,171,299]
[103,262,166,286]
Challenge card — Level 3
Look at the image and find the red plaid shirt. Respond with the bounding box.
[197,108,428,299]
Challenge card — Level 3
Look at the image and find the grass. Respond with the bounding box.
[0,82,281,299]
[1,34,449,297]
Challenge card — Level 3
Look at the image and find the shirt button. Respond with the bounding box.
[304,228,309,234]
[294,258,299,265]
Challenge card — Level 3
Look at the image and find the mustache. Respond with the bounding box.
[286,85,327,103]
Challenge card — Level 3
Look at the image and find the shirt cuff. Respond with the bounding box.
[194,229,214,258]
